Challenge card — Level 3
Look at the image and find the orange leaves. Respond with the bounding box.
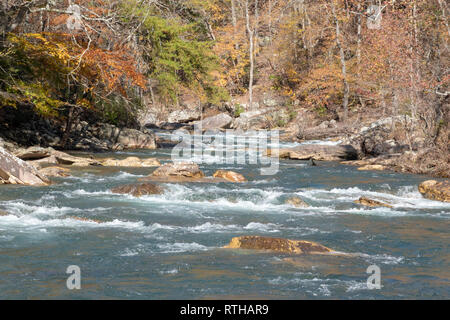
[82,47,147,93]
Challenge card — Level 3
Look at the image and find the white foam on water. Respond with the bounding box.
[157,242,210,253]
[243,222,280,232]
[160,269,179,275]
[0,214,145,232]
[357,252,405,265]
[296,186,450,213]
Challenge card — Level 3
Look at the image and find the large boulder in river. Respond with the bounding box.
[418,180,450,203]
[213,170,247,182]
[101,157,160,167]
[354,197,393,208]
[0,146,50,186]
[224,236,334,255]
[267,145,357,161]
[111,183,164,197]
[152,162,205,179]
[194,113,233,130]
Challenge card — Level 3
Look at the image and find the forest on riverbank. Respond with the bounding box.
[0,0,448,176]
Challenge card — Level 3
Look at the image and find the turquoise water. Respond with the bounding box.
[0,135,449,299]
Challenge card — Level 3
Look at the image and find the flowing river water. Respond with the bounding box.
[0,131,449,299]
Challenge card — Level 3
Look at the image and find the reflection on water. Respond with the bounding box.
[0,136,449,299]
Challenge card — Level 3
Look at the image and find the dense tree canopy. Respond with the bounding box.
[0,0,448,146]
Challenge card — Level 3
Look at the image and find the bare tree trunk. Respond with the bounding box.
[331,1,349,121]
[245,0,254,110]
[356,2,362,68]
[231,0,238,49]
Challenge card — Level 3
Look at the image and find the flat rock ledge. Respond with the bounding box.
[224,236,334,255]
[267,145,357,161]
[0,146,50,186]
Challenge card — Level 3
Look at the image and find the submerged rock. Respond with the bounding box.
[213,170,247,182]
[101,157,160,167]
[39,166,71,178]
[286,197,309,208]
[267,145,357,161]
[418,180,450,203]
[224,236,334,255]
[354,196,393,208]
[0,210,9,216]
[152,162,205,179]
[0,146,50,186]
[68,216,103,224]
[111,183,164,197]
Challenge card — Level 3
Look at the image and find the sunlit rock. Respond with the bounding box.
[152,162,205,179]
[418,180,450,203]
[39,166,71,178]
[213,170,247,182]
[224,236,334,255]
[354,196,392,208]
[101,157,160,167]
[0,146,50,186]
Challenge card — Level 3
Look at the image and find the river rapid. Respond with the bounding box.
[0,131,449,299]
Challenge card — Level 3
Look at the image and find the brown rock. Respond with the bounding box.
[224,236,334,255]
[418,180,450,203]
[213,170,247,182]
[39,166,71,178]
[152,162,205,179]
[354,196,393,208]
[286,197,309,208]
[0,210,9,216]
[111,183,164,197]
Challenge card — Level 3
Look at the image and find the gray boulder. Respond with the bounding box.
[194,113,233,130]
[0,146,50,186]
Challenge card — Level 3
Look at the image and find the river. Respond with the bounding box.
[0,131,449,299]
